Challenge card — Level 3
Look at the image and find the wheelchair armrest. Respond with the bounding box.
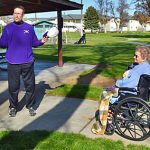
[118,87,137,93]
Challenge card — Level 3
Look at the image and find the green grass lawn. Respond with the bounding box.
[0,131,149,150]
[34,32,150,77]
[33,32,150,100]
[46,84,102,101]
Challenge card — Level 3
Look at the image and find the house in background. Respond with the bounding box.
[33,21,55,39]
[106,18,150,32]
[127,19,142,31]
[143,21,150,31]
[2,14,150,33]
[63,22,78,32]
[105,18,120,32]
[49,14,83,32]
[120,22,128,32]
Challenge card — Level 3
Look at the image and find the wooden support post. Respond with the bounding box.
[57,10,63,67]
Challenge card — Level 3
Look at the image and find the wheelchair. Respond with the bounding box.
[105,74,150,141]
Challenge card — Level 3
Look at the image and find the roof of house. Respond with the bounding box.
[24,18,50,22]
[49,14,83,20]
[33,20,54,26]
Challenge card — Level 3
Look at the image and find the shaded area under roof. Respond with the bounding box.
[0,0,83,16]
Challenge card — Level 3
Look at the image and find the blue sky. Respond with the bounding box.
[25,0,134,18]
[25,0,95,18]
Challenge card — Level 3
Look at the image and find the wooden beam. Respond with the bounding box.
[48,0,83,9]
[57,10,63,67]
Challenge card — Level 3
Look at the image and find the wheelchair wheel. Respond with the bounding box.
[114,97,150,141]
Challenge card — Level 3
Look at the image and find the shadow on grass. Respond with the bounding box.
[0,131,50,150]
[0,130,124,150]
[113,33,150,39]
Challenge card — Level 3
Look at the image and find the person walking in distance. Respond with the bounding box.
[0,5,48,117]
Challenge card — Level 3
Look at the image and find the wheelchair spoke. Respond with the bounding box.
[118,107,133,120]
[135,121,148,135]
[137,109,150,121]
[126,102,141,119]
[121,122,144,139]
[136,115,150,128]
[130,127,142,138]
[127,126,137,139]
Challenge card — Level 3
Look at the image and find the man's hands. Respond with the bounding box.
[41,36,48,44]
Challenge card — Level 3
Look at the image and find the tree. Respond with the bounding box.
[134,12,150,31]
[109,1,119,31]
[117,0,129,29]
[110,0,129,31]
[134,0,150,15]
[84,6,99,32]
[96,0,129,32]
[133,0,150,31]
[96,0,110,32]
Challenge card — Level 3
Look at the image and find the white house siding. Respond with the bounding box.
[121,27,128,31]
[105,18,120,32]
[62,22,83,32]
[145,23,150,31]
[128,20,142,31]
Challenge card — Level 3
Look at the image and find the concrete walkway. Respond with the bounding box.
[0,60,150,148]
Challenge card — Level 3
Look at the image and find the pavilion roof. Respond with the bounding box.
[0,0,83,16]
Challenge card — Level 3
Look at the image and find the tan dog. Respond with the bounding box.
[91,91,114,135]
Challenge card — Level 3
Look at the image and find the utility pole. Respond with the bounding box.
[35,13,37,22]
[80,0,83,36]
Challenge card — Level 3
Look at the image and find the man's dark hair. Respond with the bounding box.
[13,5,25,14]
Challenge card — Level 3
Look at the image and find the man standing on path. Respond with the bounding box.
[0,5,48,117]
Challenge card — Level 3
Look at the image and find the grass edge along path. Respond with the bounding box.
[46,84,102,101]
[0,131,149,150]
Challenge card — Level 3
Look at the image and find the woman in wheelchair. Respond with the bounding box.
[92,46,150,137]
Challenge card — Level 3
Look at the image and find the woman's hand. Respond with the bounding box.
[123,70,129,78]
